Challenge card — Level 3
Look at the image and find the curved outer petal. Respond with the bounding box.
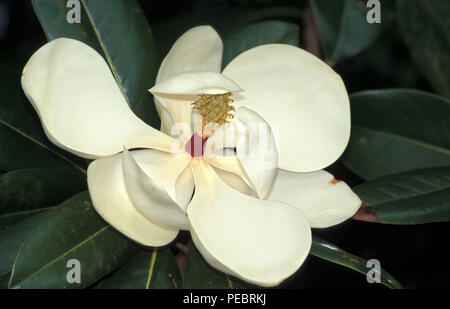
[267,169,362,228]
[223,44,351,172]
[187,159,311,287]
[122,148,192,230]
[155,26,223,134]
[205,107,278,199]
[87,153,178,247]
[21,38,179,159]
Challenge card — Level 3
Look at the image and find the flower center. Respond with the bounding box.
[192,92,235,133]
[185,92,235,157]
[184,133,208,157]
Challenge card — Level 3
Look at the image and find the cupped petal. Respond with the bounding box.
[122,148,192,230]
[87,153,178,247]
[187,159,311,287]
[151,71,242,96]
[223,44,351,172]
[235,107,278,199]
[154,26,223,134]
[212,167,257,197]
[22,38,179,159]
[153,95,194,144]
[205,107,278,199]
[156,26,223,83]
[205,154,256,196]
[267,169,362,228]
[151,71,242,143]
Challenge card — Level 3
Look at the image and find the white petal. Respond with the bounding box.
[205,107,278,199]
[151,71,242,96]
[212,167,257,197]
[267,169,362,228]
[156,26,223,83]
[187,159,311,287]
[153,95,194,143]
[205,155,256,196]
[122,148,191,230]
[223,44,351,172]
[87,154,178,247]
[22,38,180,159]
[235,107,278,199]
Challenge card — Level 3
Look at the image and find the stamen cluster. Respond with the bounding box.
[192,92,235,126]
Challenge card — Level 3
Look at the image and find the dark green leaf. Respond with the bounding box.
[0,65,86,174]
[310,236,403,289]
[152,7,303,64]
[397,0,450,97]
[0,168,86,230]
[311,0,394,64]
[8,191,136,289]
[342,89,450,180]
[32,0,160,126]
[0,212,49,289]
[95,249,181,289]
[183,242,245,289]
[353,167,450,224]
[222,20,299,68]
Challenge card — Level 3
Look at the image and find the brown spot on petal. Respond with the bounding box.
[330,178,341,184]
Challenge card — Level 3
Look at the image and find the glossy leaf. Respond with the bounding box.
[0,65,86,174]
[183,242,246,289]
[397,0,450,97]
[8,191,136,289]
[353,167,450,224]
[95,249,181,289]
[32,0,160,127]
[342,89,450,180]
[222,20,299,68]
[311,0,394,64]
[0,168,86,230]
[0,212,48,289]
[152,6,303,63]
[310,236,403,289]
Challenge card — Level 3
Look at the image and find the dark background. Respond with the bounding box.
[0,0,446,288]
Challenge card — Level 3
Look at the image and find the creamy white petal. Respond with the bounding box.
[22,38,179,159]
[267,169,362,228]
[223,44,351,172]
[212,167,257,197]
[205,107,278,199]
[234,107,278,199]
[151,71,242,96]
[122,148,191,230]
[154,26,223,133]
[87,154,178,247]
[187,159,311,287]
[156,26,223,83]
[153,95,194,143]
[205,154,256,196]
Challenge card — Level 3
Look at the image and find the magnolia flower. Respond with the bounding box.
[21,26,361,287]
